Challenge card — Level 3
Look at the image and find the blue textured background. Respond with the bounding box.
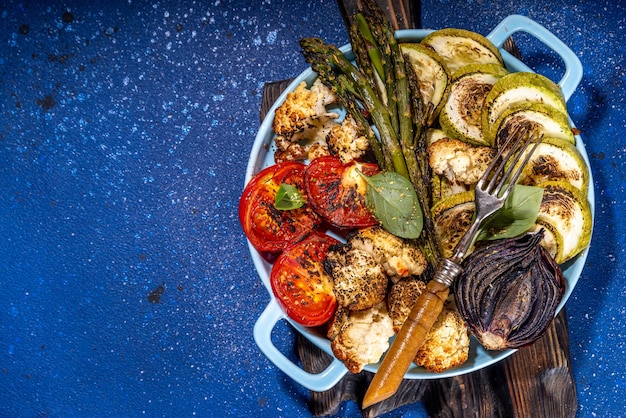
[1,0,624,417]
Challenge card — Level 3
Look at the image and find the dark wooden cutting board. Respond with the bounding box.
[258,1,578,416]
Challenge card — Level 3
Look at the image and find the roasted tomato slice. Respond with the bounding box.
[239,161,321,253]
[270,232,339,327]
[304,155,380,228]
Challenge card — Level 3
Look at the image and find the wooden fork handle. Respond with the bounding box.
[362,279,450,408]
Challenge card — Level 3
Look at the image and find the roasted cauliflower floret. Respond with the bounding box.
[428,137,495,186]
[273,79,338,135]
[387,277,427,333]
[349,226,428,283]
[307,141,331,161]
[324,244,387,311]
[327,302,395,373]
[414,306,470,373]
[326,114,370,164]
[388,280,470,373]
[272,79,339,163]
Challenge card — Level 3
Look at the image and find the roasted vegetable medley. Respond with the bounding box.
[239,0,591,374]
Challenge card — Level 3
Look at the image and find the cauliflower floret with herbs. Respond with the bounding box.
[326,114,370,164]
[349,226,428,283]
[428,137,495,186]
[387,277,427,333]
[272,79,339,163]
[323,226,427,311]
[324,244,387,311]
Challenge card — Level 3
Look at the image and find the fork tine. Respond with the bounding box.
[497,129,544,199]
[488,126,530,191]
[477,125,529,193]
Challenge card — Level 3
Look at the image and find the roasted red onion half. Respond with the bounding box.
[454,230,565,350]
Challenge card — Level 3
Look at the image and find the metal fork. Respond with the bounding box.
[434,126,544,286]
[363,125,544,408]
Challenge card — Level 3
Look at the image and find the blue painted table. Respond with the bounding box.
[1,1,624,417]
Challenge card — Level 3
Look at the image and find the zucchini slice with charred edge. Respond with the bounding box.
[421,28,503,75]
[529,222,563,261]
[509,136,590,194]
[400,43,451,126]
[431,191,475,258]
[535,180,592,263]
[482,72,568,145]
[439,63,509,146]
[426,128,448,146]
[492,102,575,147]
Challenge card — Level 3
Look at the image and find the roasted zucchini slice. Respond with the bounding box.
[509,136,590,194]
[535,180,593,263]
[431,191,475,258]
[529,221,564,262]
[430,181,591,264]
[482,72,568,145]
[401,43,451,125]
[439,63,509,145]
[421,28,503,75]
[426,128,448,146]
[491,102,575,147]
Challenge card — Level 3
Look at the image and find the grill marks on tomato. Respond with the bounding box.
[304,156,380,228]
[284,254,323,307]
[343,182,365,211]
[314,175,365,214]
[261,200,307,234]
[242,158,381,325]
[239,161,321,253]
[270,233,339,326]
[317,177,342,210]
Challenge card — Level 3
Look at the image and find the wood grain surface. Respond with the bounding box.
[258,1,578,415]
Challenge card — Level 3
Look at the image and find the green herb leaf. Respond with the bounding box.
[478,184,544,240]
[362,171,423,239]
[274,183,305,210]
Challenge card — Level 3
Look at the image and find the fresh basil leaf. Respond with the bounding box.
[274,183,305,210]
[362,171,423,239]
[478,184,544,240]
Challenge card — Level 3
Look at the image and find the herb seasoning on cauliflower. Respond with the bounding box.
[387,277,427,333]
[323,227,428,310]
[349,226,428,283]
[324,244,387,311]
[413,306,470,373]
[428,137,495,187]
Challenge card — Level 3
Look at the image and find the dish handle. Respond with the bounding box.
[487,14,583,101]
[253,299,348,392]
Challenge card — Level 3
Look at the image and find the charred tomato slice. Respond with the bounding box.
[304,155,380,229]
[239,161,321,253]
[270,232,339,327]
